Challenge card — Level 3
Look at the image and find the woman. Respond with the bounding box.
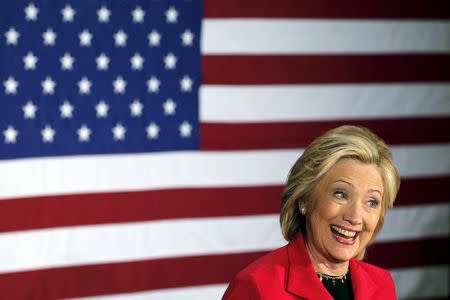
[222,125,400,300]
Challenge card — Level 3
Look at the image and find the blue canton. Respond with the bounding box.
[0,0,201,160]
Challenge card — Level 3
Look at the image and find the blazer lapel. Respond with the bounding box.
[350,259,377,299]
[286,235,333,300]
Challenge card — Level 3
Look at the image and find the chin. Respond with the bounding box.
[330,248,358,262]
[328,237,361,262]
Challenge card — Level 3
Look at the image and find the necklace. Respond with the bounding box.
[316,271,348,285]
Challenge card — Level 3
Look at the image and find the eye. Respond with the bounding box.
[334,191,347,199]
[367,198,379,208]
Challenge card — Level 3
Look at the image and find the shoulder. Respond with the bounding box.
[222,245,290,299]
[238,244,289,281]
[355,260,394,281]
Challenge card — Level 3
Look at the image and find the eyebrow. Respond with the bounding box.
[333,180,383,196]
[333,179,354,188]
[368,189,383,196]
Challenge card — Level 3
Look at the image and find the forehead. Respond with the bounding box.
[319,159,384,190]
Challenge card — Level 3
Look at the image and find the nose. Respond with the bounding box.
[343,201,363,226]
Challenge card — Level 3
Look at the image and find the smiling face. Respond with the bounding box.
[305,159,384,265]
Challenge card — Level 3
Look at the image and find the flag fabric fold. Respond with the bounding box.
[1,1,449,299]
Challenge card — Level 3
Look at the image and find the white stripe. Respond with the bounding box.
[68,265,450,299]
[392,265,449,299]
[72,284,228,300]
[202,19,450,54]
[391,144,450,178]
[0,144,449,200]
[0,203,447,274]
[200,84,450,122]
[0,215,285,273]
[377,203,449,242]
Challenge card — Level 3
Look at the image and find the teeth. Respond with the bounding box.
[331,225,356,238]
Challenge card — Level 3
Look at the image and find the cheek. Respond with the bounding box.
[307,210,328,237]
[363,213,381,236]
[310,204,341,233]
[316,199,342,219]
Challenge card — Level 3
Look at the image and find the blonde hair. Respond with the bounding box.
[280,125,400,260]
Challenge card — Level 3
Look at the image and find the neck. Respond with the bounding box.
[305,240,349,276]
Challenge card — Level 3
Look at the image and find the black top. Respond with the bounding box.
[318,271,354,300]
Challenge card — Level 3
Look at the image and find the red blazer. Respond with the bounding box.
[222,235,396,300]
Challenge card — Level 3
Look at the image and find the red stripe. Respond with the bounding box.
[202,55,450,84]
[0,177,447,233]
[366,237,449,269]
[0,252,264,299]
[201,117,450,150]
[0,186,281,233]
[396,177,450,206]
[0,238,446,299]
[204,0,450,19]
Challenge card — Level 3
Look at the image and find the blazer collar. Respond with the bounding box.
[286,235,377,300]
[349,259,377,299]
[286,235,333,300]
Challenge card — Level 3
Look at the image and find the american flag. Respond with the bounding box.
[0,1,449,299]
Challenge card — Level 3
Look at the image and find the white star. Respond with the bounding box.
[165,6,178,23]
[129,99,143,117]
[113,76,127,94]
[25,3,39,21]
[132,6,145,23]
[114,30,127,47]
[130,53,144,70]
[180,75,193,92]
[163,98,176,115]
[179,121,192,138]
[95,100,109,118]
[112,123,126,141]
[147,76,160,93]
[23,52,38,70]
[77,124,91,142]
[97,5,111,23]
[22,101,37,119]
[181,29,194,46]
[164,52,177,70]
[146,122,159,139]
[3,76,19,94]
[148,30,161,47]
[78,77,92,95]
[59,101,74,118]
[41,76,56,94]
[79,29,92,47]
[5,27,20,45]
[43,28,56,46]
[41,125,55,143]
[60,53,75,70]
[3,125,18,144]
[96,53,110,70]
[61,4,76,22]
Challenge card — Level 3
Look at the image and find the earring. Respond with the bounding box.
[299,203,306,215]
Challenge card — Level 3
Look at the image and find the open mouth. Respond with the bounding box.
[330,225,359,245]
